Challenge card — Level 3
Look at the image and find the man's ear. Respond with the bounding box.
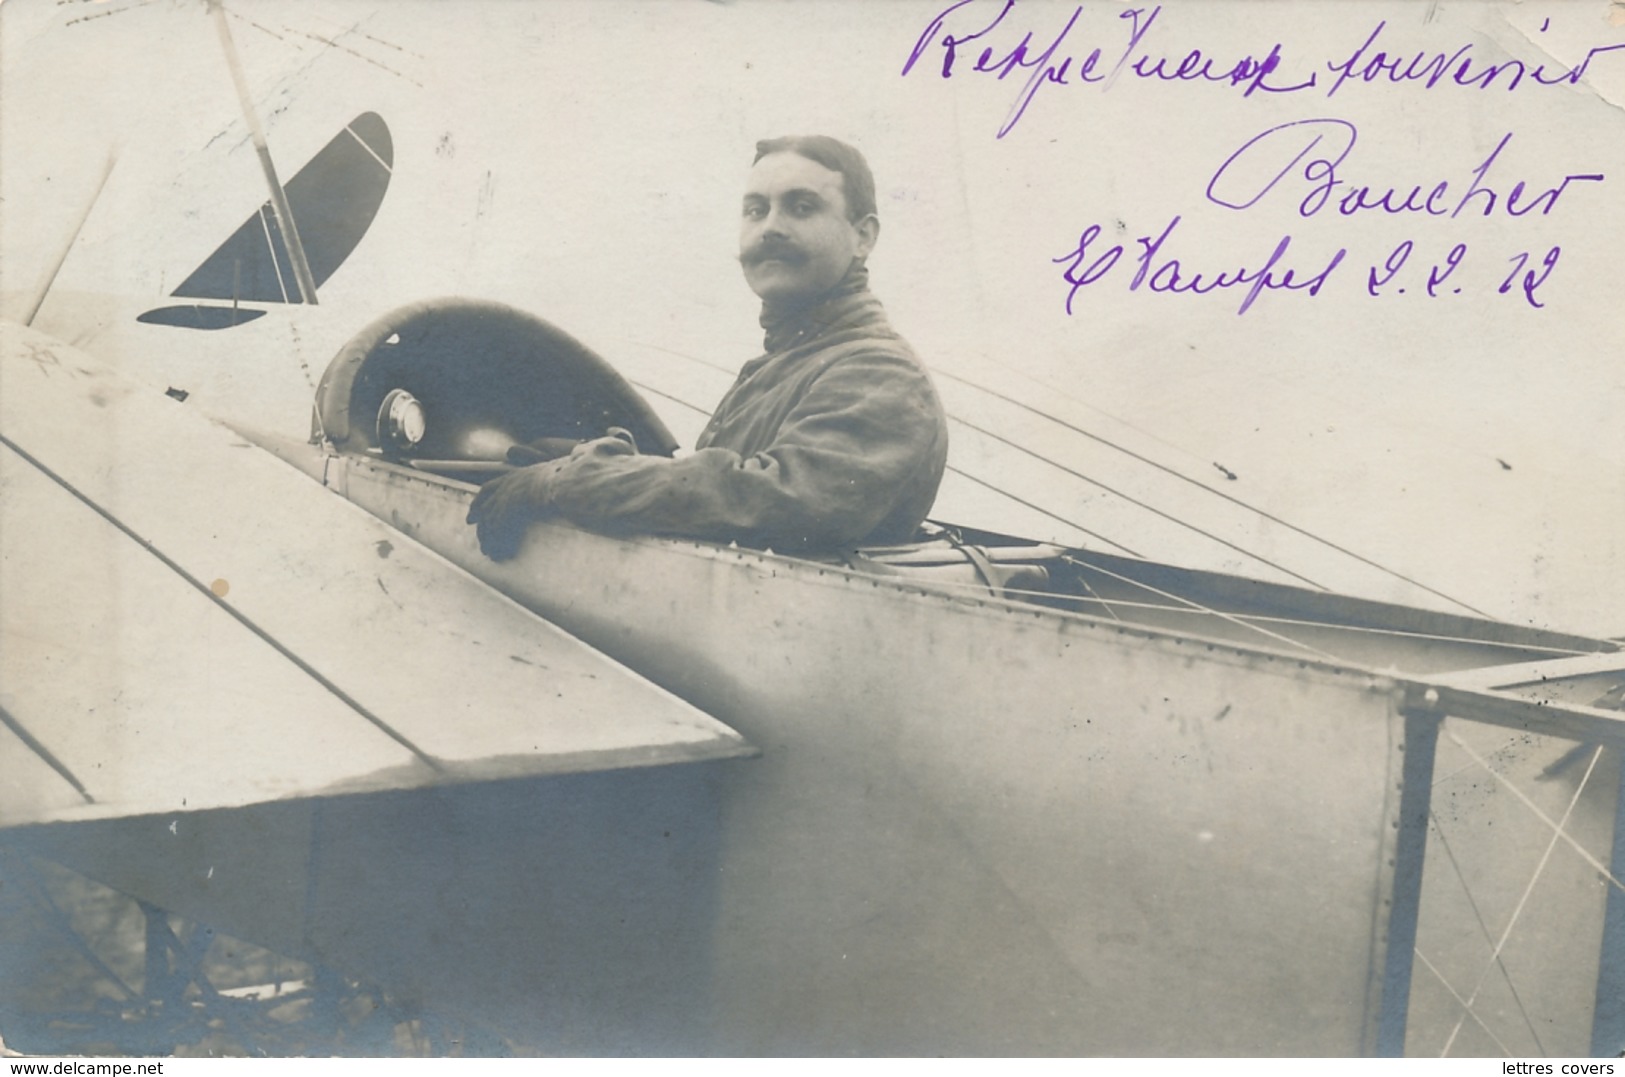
[853,214,880,259]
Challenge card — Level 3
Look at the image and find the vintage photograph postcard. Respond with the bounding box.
[2,0,1623,1058]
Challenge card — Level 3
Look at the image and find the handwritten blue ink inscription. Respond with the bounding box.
[1206,119,1604,219]
[1325,19,1625,98]
[903,1,1625,139]
[902,1,1308,139]
[1055,217,1346,316]
[1057,225,1564,314]
[901,4,1621,314]
[1056,119,1600,314]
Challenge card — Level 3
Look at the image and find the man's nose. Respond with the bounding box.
[760,203,790,235]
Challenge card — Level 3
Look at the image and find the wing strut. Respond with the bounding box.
[209,0,318,305]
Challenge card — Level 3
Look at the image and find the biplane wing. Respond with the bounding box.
[0,317,751,832]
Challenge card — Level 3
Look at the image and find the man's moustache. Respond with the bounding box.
[742,244,807,267]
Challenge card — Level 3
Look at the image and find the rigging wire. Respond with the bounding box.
[629,339,735,375]
[954,412,1332,591]
[1062,555,1342,662]
[22,150,117,328]
[1431,733,1545,790]
[943,469,1143,557]
[1074,573,1124,623]
[626,379,709,416]
[940,342,1224,472]
[933,367,1494,618]
[1437,738,1606,1056]
[1423,812,1547,1056]
[1410,949,1517,1057]
[1443,731,1623,894]
[257,207,292,305]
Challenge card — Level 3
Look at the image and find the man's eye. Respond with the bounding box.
[743,204,765,219]
[792,201,816,216]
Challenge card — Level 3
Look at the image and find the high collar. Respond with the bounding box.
[758,262,871,354]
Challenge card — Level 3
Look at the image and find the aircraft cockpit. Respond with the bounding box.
[300,296,1614,679]
[312,297,680,481]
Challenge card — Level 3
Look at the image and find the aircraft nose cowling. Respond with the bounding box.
[312,296,678,465]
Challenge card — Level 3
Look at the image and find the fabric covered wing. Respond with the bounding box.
[0,321,750,830]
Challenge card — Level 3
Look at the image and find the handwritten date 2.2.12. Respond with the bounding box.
[1364,240,1561,308]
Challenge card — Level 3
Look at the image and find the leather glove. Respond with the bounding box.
[466,461,564,561]
[507,428,638,466]
[568,427,639,459]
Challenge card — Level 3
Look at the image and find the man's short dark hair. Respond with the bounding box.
[754,135,877,223]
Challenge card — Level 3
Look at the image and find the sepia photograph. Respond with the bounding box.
[2,0,1623,1058]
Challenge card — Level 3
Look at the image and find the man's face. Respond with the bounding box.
[739,151,878,306]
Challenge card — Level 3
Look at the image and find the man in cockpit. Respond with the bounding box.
[466,134,950,559]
